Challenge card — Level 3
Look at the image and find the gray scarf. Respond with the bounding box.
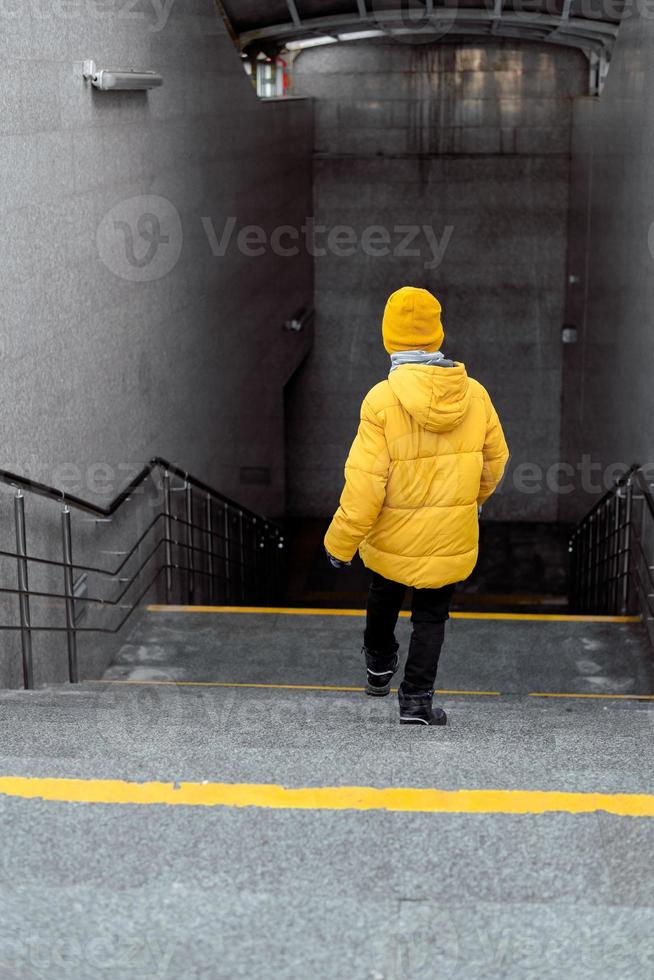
[389,349,455,372]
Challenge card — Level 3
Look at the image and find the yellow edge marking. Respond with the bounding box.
[88,681,654,699]
[1,777,654,815]
[530,692,654,700]
[91,679,501,696]
[146,605,640,624]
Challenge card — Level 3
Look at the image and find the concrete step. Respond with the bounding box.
[105,608,654,698]
[0,680,652,797]
[0,609,653,979]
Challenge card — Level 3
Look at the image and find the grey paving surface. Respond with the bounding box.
[0,610,653,978]
[0,685,653,794]
[1,799,654,979]
[107,610,654,696]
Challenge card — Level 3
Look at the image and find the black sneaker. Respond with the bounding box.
[398,683,447,726]
[363,645,399,697]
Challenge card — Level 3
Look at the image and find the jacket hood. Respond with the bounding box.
[387,362,471,433]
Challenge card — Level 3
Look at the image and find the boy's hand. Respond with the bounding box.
[325,548,351,569]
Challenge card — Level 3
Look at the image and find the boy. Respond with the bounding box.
[324,286,509,726]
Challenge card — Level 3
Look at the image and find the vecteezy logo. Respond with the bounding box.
[96,195,183,281]
[369,0,456,44]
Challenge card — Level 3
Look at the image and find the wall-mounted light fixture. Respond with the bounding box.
[283,306,315,333]
[82,60,163,91]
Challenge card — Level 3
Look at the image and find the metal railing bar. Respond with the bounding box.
[627,528,654,593]
[88,510,164,575]
[0,529,266,608]
[170,511,278,549]
[14,491,33,688]
[0,512,165,578]
[632,470,654,520]
[0,539,166,607]
[0,455,286,688]
[0,522,261,585]
[0,551,258,634]
[167,530,252,568]
[0,502,279,578]
[0,565,168,633]
[61,506,78,684]
[569,464,640,541]
[631,566,654,617]
[184,481,195,605]
[223,504,231,606]
[569,464,654,617]
[0,457,281,529]
[206,495,215,605]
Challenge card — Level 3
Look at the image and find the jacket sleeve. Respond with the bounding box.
[324,397,391,562]
[478,390,509,505]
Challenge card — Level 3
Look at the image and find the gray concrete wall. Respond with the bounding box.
[0,2,314,686]
[286,40,587,521]
[561,3,654,521]
[0,0,313,519]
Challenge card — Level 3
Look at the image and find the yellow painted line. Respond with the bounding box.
[147,605,368,616]
[1,777,654,816]
[92,680,654,700]
[91,679,501,696]
[99,680,366,693]
[452,613,640,623]
[530,692,654,701]
[146,605,639,624]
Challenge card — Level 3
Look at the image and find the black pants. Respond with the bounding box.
[364,571,455,693]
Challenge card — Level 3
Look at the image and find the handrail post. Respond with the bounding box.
[206,494,215,604]
[276,531,284,603]
[591,511,598,613]
[61,505,79,683]
[252,517,259,600]
[257,521,265,602]
[223,504,231,605]
[14,490,34,690]
[262,524,270,602]
[185,481,195,605]
[239,510,245,603]
[162,470,173,604]
[599,500,608,612]
[611,488,621,614]
[621,477,633,614]
[568,536,575,612]
[585,515,593,614]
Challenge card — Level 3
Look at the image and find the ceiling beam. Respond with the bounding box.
[239,8,619,56]
[285,0,302,28]
[549,0,573,38]
[491,0,503,35]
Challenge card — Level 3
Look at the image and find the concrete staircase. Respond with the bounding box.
[106,607,653,698]
[0,608,652,978]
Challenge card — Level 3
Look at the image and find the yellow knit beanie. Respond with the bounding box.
[382,286,444,354]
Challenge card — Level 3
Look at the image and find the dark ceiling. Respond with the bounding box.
[220,0,625,65]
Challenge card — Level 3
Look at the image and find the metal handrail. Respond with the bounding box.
[0,456,278,525]
[0,461,285,688]
[569,463,654,642]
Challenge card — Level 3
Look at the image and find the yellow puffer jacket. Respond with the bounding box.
[324,363,509,589]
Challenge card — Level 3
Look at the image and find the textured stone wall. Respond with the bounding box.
[0,1,314,685]
[286,40,587,522]
[561,2,654,521]
[0,0,313,518]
